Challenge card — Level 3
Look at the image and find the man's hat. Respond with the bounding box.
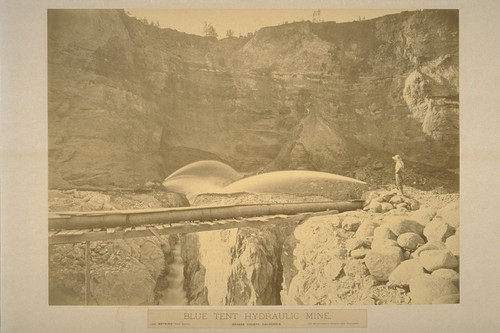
[392,155,402,160]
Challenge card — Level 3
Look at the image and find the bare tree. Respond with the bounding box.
[312,10,322,22]
[203,22,218,38]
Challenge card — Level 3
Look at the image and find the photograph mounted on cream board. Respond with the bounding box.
[2,0,500,332]
[47,7,459,308]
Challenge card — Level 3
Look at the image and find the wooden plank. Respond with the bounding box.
[56,230,74,235]
[148,227,165,243]
[49,228,169,244]
[48,213,317,244]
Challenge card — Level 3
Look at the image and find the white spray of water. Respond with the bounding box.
[159,243,188,305]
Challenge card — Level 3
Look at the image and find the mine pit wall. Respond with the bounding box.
[48,10,459,190]
[180,222,299,306]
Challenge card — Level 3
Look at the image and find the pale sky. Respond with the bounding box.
[126,9,405,38]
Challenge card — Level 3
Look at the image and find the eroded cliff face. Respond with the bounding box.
[48,9,459,189]
[181,193,299,305]
[184,227,284,306]
[48,189,188,305]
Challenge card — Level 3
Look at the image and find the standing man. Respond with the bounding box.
[392,155,404,195]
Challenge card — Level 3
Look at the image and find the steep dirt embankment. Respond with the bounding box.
[48,10,459,189]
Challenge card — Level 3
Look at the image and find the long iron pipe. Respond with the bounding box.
[49,201,363,230]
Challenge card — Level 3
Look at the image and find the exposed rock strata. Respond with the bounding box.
[48,9,459,189]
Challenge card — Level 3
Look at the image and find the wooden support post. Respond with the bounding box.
[85,241,90,305]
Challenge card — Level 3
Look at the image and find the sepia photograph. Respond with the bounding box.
[48,8,459,307]
[2,0,500,332]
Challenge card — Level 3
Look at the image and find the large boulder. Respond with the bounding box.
[431,269,460,289]
[346,238,365,251]
[397,232,425,251]
[389,195,405,206]
[324,260,344,280]
[373,226,397,241]
[364,201,382,213]
[365,247,404,282]
[380,202,395,212]
[355,221,379,240]
[434,201,460,229]
[409,206,437,226]
[413,241,447,257]
[388,258,424,287]
[371,238,400,250]
[342,217,362,231]
[409,274,458,304]
[344,260,370,277]
[424,219,455,243]
[446,234,460,257]
[350,248,369,259]
[419,250,459,272]
[384,216,424,236]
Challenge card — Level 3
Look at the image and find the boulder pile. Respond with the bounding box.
[345,199,460,304]
[363,190,421,213]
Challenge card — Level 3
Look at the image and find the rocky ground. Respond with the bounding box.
[181,186,459,306]
[281,186,459,305]
[48,189,187,305]
[49,185,459,305]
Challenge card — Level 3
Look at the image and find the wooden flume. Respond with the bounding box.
[49,200,364,304]
[48,200,364,245]
[49,201,363,230]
